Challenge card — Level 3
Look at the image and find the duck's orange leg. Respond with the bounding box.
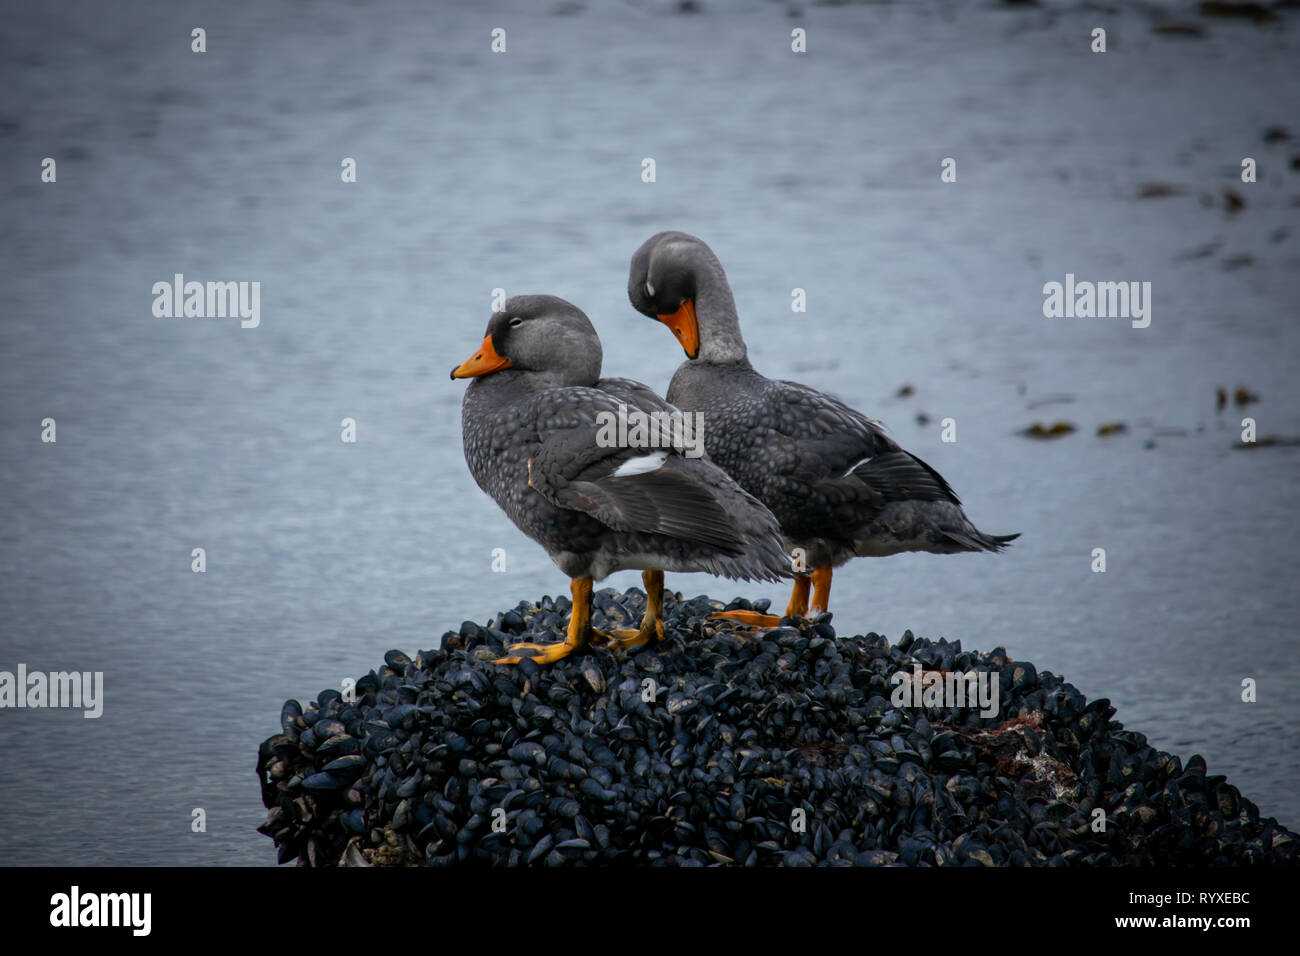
[787,574,812,618]
[809,565,833,616]
[497,577,604,664]
[604,570,666,651]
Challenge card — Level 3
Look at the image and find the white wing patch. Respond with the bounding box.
[842,456,874,478]
[613,450,669,477]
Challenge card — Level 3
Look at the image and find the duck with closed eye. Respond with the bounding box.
[628,232,1017,628]
[451,294,790,665]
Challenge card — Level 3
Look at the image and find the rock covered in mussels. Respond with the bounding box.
[256,589,1298,867]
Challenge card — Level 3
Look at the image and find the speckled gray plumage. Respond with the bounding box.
[628,233,1018,569]
[457,295,790,583]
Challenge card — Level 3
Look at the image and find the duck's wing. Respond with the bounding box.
[770,379,961,506]
[526,387,742,554]
[767,379,1017,551]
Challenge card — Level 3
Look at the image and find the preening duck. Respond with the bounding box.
[451,294,790,664]
[627,232,1018,627]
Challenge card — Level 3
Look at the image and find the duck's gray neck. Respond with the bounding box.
[465,365,587,409]
[694,254,750,367]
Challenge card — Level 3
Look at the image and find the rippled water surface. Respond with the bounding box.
[1,0,1297,863]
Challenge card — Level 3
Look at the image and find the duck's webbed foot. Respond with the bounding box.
[496,577,599,666]
[606,569,666,651]
[708,574,812,630]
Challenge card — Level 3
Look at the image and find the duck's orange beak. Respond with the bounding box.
[450,335,512,379]
[656,299,699,359]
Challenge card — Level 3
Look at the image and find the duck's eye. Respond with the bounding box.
[644,280,655,298]
[509,317,524,328]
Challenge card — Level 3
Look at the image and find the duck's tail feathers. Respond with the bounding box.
[941,529,1020,553]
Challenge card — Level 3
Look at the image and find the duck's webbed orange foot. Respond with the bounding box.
[496,577,600,666]
[709,573,812,630]
[708,609,783,629]
[496,639,585,666]
[605,616,665,651]
[606,570,666,650]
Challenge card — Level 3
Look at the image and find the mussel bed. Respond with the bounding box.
[257,589,1298,867]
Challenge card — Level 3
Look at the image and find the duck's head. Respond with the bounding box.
[450,294,602,387]
[628,231,743,363]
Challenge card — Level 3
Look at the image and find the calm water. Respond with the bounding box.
[1,0,1297,864]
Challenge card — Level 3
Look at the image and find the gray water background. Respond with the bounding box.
[1,0,1297,864]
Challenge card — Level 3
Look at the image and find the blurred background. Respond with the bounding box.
[1,0,1297,864]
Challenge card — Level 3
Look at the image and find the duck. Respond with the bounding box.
[451,293,790,664]
[626,231,1018,627]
